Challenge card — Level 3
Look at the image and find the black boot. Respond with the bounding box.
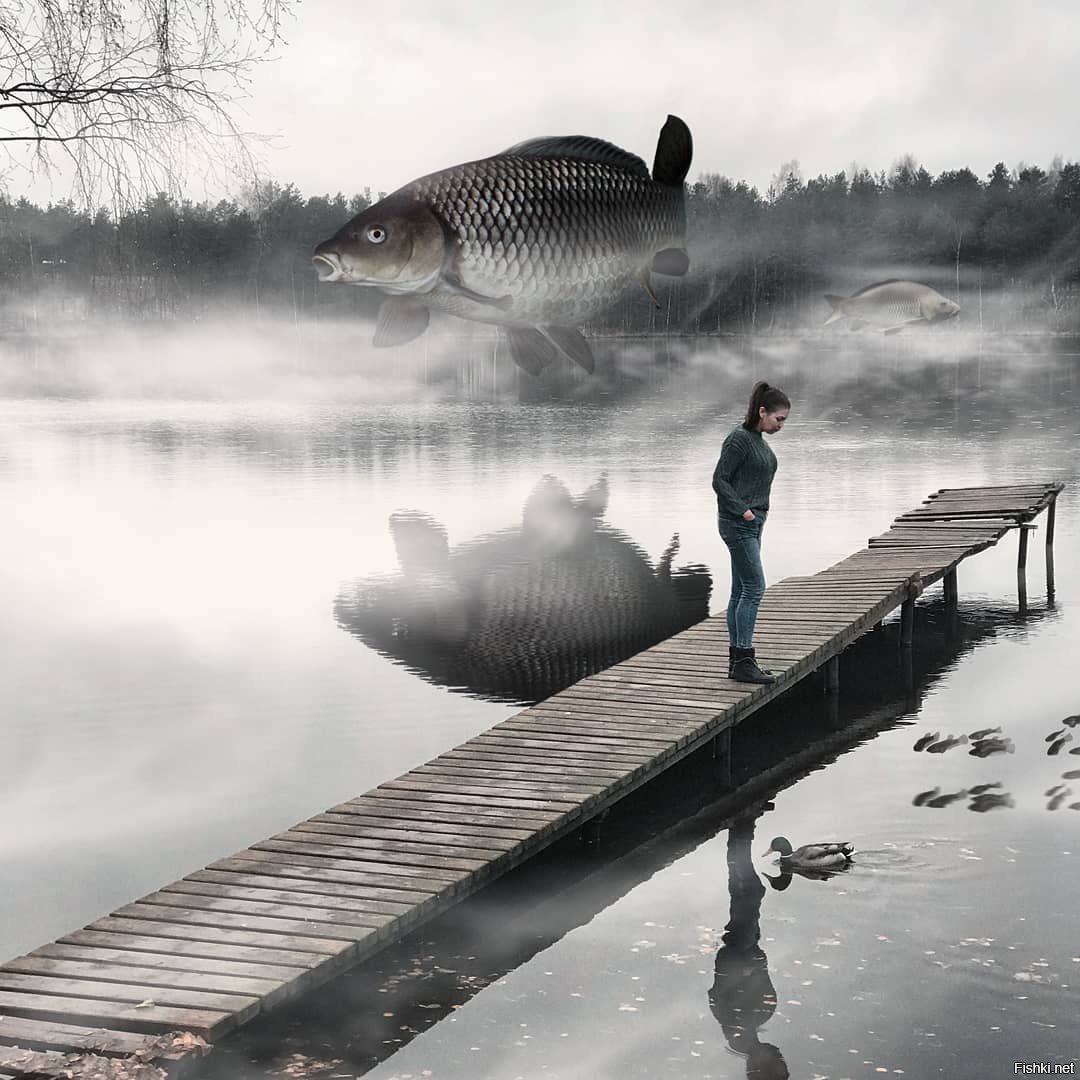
[731,647,776,685]
[728,646,737,678]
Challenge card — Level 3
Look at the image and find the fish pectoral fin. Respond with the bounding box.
[373,297,430,347]
[541,326,595,373]
[883,318,925,336]
[651,248,689,276]
[639,270,661,309]
[442,270,512,310]
[505,327,556,377]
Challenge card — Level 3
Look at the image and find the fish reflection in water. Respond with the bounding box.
[969,792,1015,812]
[334,476,711,703]
[709,816,790,1079]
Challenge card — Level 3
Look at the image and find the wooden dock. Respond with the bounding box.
[0,482,1063,1079]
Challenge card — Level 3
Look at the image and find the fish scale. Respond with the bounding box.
[409,157,682,326]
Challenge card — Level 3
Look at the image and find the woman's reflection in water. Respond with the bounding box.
[709,815,790,1080]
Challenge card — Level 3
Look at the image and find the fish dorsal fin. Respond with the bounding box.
[502,136,649,177]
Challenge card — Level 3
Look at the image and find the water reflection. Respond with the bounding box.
[709,816,789,1079]
[334,475,711,703]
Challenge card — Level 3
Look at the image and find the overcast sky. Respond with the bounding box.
[233,0,1077,201]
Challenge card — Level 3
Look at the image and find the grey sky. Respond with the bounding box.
[236,0,1077,201]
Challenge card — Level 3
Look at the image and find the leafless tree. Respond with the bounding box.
[0,0,292,205]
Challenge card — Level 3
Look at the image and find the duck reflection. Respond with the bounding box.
[334,476,711,703]
[709,816,789,1080]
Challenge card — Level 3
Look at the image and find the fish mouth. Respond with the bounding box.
[312,253,345,283]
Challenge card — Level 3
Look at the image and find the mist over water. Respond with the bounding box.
[1,329,1078,1078]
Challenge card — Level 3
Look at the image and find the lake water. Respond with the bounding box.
[2,329,1078,1079]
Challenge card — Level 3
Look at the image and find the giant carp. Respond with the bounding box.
[313,117,693,375]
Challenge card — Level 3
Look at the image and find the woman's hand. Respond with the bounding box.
[742,509,755,521]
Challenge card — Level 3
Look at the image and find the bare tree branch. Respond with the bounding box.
[0,0,291,206]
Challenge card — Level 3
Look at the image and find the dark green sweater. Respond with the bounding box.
[712,426,778,520]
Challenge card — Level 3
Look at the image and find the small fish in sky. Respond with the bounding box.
[913,731,940,751]
[313,116,693,376]
[969,725,1002,740]
[823,279,960,334]
[969,736,1015,758]
[1045,728,1066,742]
[1046,784,1066,797]
[1047,789,1072,811]
[912,786,942,806]
[1061,769,1080,780]
[1062,714,1080,727]
[969,781,1003,795]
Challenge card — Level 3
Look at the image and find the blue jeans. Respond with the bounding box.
[717,512,767,649]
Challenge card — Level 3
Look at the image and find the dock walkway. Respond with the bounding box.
[0,482,1063,1078]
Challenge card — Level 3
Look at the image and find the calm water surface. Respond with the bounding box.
[2,334,1078,1079]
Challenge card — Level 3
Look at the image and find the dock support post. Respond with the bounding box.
[943,567,958,608]
[824,655,840,694]
[1046,499,1057,598]
[900,598,914,647]
[581,808,609,847]
[712,726,733,788]
[1017,523,1030,612]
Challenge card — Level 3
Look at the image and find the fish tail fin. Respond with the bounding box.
[823,294,846,325]
[652,114,692,186]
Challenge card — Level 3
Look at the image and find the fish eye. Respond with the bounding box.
[365,225,387,244]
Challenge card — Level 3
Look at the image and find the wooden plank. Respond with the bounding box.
[280,823,507,862]
[435,750,627,780]
[403,766,613,796]
[0,1015,154,1056]
[433,749,633,780]
[135,891,394,932]
[109,902,379,945]
[191,864,445,910]
[270,829,488,871]
[409,762,624,790]
[2,956,276,1001]
[0,988,232,1039]
[210,851,451,894]
[29,943,303,987]
[249,837,479,879]
[346,792,558,828]
[211,850,456,898]
[81,916,353,959]
[324,801,537,838]
[168,877,414,917]
[232,846,461,890]
[57,929,323,972]
[466,733,662,762]
[495,718,678,747]
[370,784,581,815]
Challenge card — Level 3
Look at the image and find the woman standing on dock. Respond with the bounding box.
[713,381,791,685]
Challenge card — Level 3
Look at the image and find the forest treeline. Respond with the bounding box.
[2,156,1079,335]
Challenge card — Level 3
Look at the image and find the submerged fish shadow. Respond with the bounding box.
[334,474,712,702]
